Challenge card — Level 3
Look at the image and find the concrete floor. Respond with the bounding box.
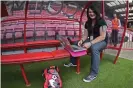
[105,49,133,60]
[105,42,133,60]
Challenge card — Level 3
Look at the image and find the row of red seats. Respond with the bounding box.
[1,23,80,43]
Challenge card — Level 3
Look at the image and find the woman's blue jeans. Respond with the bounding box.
[70,39,107,76]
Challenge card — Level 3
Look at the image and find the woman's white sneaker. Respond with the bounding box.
[64,63,77,67]
[83,75,97,82]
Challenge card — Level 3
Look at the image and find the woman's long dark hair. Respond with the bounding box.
[85,5,101,30]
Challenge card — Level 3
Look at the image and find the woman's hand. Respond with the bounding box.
[83,42,92,49]
[78,40,83,46]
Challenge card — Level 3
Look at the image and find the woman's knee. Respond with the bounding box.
[90,42,106,52]
[90,44,99,52]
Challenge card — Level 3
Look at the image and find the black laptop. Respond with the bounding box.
[59,36,86,52]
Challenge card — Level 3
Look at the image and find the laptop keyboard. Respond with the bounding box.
[73,47,79,50]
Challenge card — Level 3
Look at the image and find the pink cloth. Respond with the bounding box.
[65,48,87,57]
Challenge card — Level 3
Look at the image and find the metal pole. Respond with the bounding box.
[24,1,29,53]
[114,1,129,64]
[20,64,31,86]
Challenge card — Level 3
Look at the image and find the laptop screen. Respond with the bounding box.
[59,36,86,52]
[59,36,73,49]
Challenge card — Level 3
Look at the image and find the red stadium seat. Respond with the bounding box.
[1,52,54,64]
[14,24,24,39]
[57,24,66,36]
[35,23,46,40]
[1,40,61,50]
[46,24,57,39]
[26,23,35,41]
